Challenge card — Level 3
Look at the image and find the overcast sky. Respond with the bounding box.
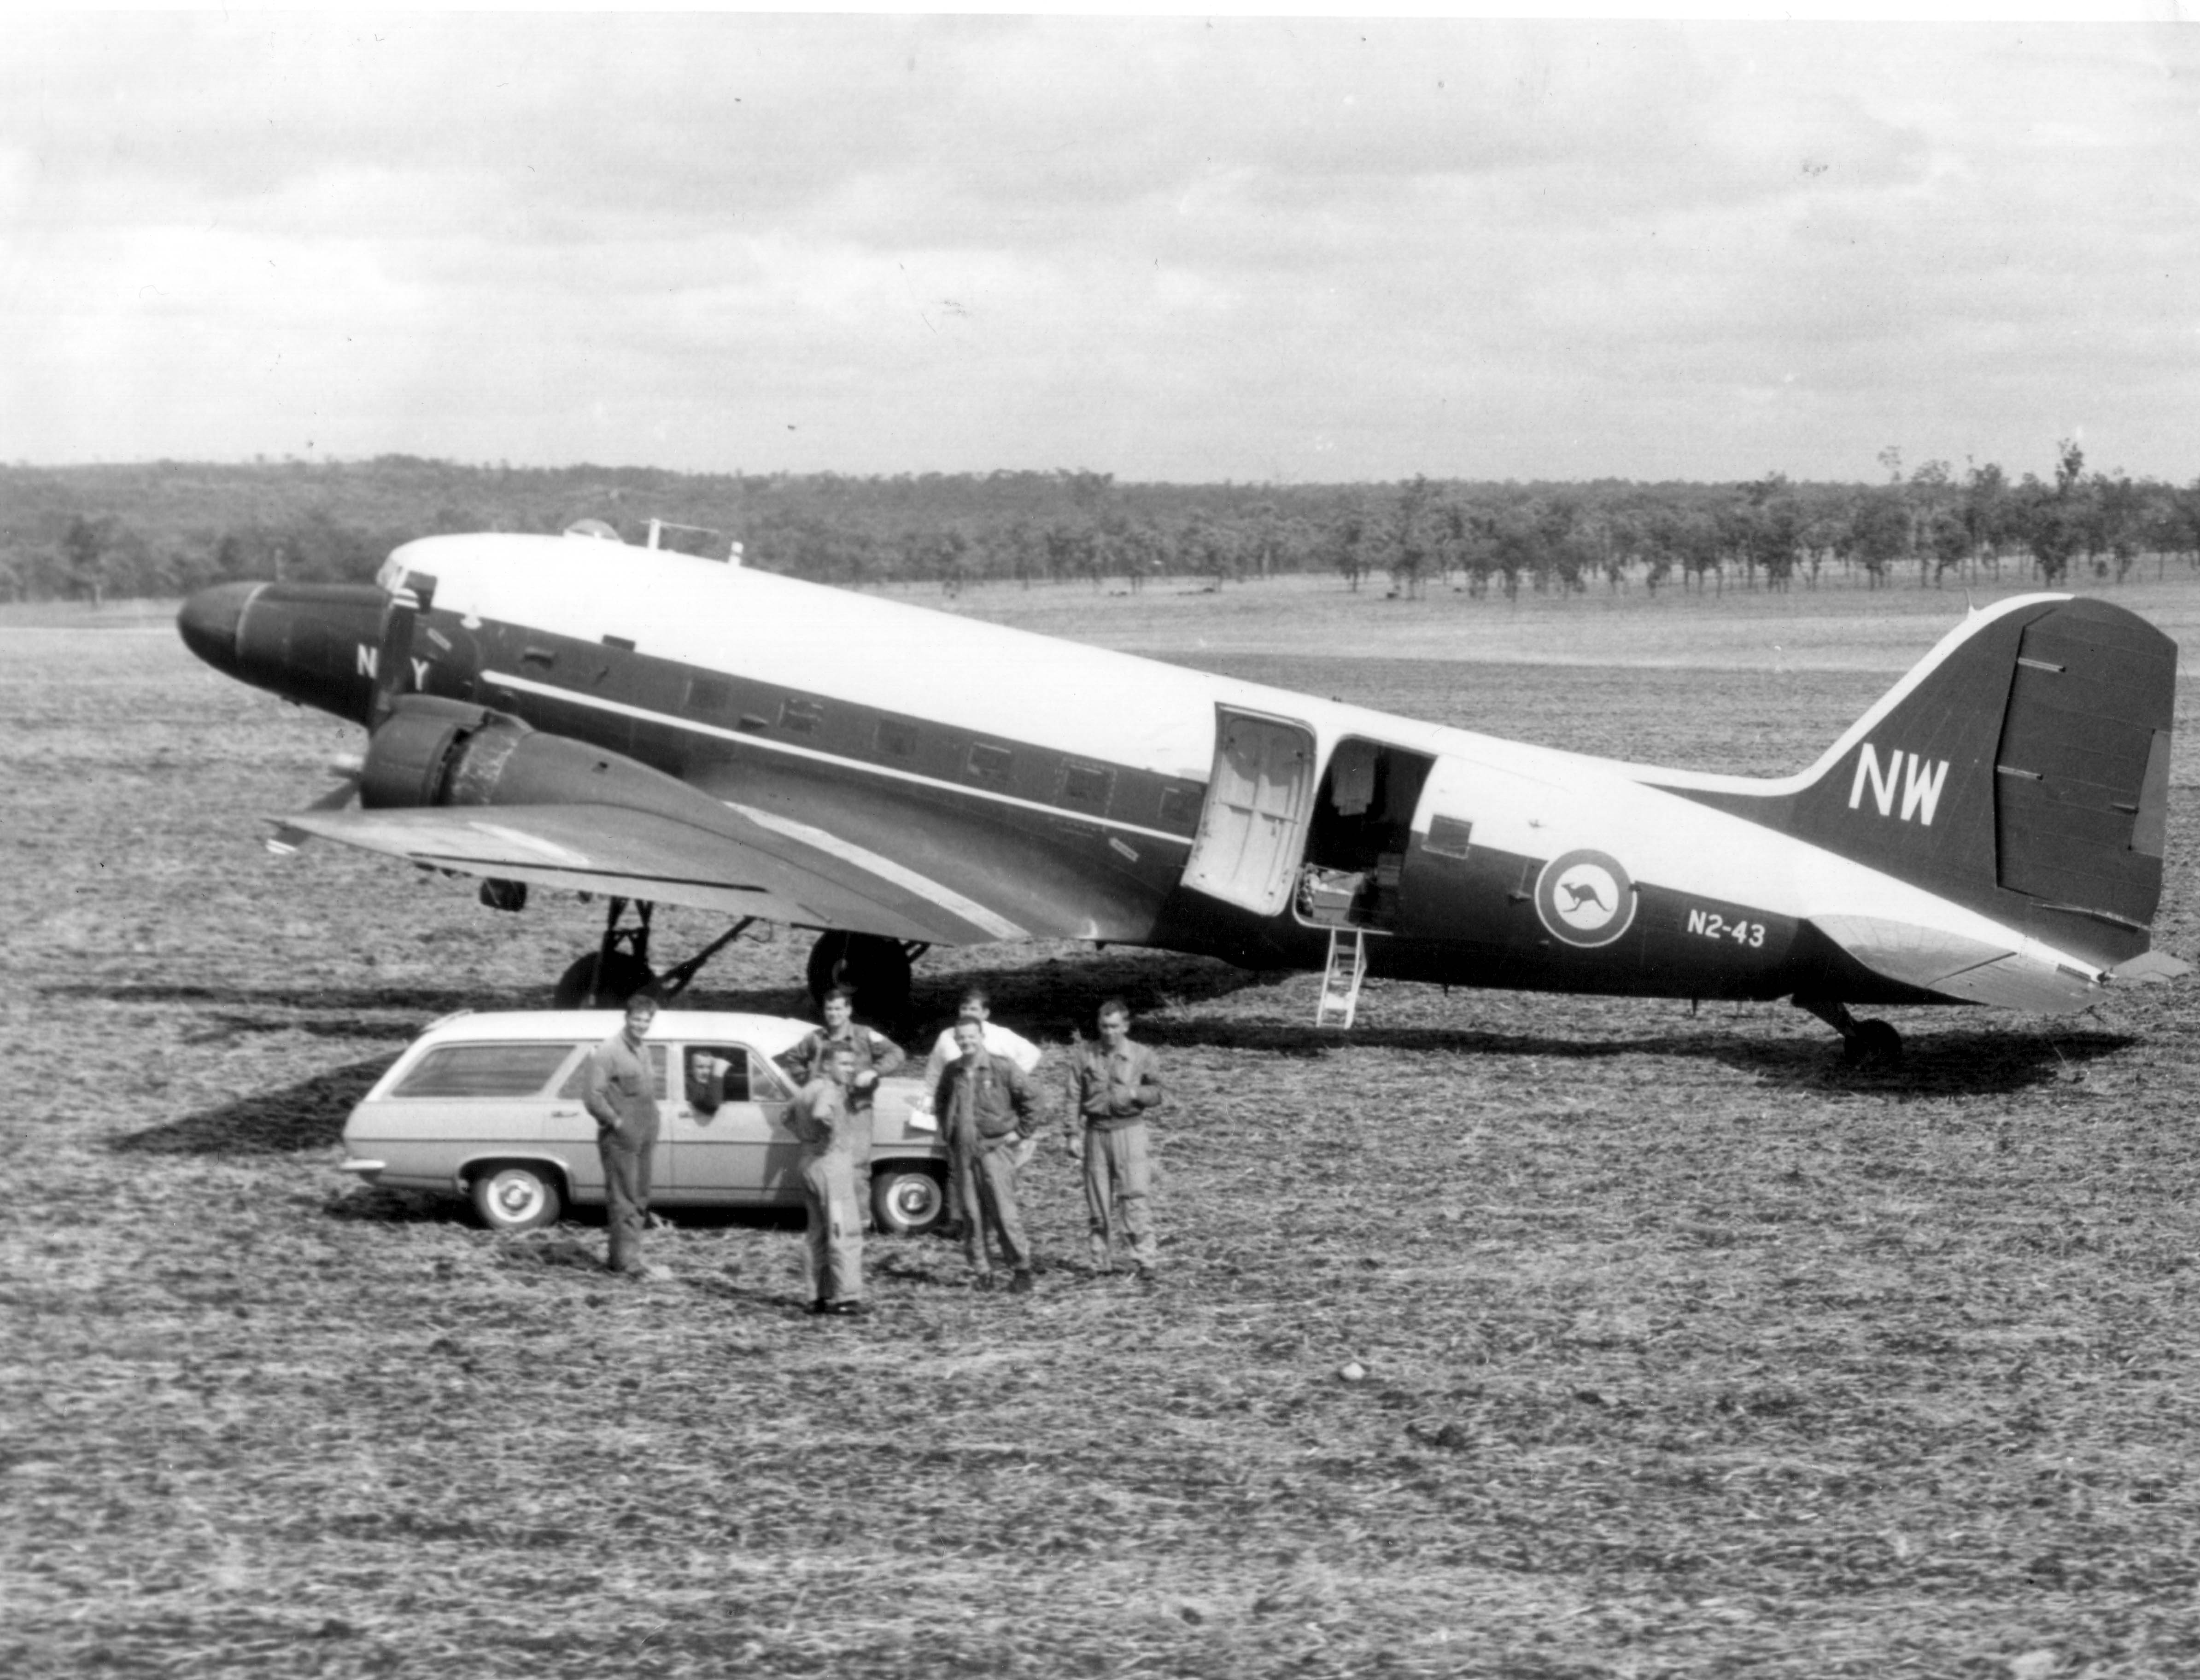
[3,14,2195,485]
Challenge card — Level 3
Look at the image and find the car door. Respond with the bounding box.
[551,1040,669,1203]
[667,1041,802,1202]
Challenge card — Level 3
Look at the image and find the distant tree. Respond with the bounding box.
[1331,505,1370,593]
[1387,476,1435,600]
[1843,488,1908,589]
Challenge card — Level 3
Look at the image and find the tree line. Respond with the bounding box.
[4,443,2197,605]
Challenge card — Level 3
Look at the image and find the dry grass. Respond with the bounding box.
[4,584,2199,1678]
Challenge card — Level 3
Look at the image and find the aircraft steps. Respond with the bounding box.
[1316,926,1367,1028]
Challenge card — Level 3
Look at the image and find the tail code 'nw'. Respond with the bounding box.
[1666,595,2174,970]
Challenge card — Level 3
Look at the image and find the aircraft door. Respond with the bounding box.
[1181,708,1319,916]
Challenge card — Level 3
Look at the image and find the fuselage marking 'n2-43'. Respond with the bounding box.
[1848,743,1949,826]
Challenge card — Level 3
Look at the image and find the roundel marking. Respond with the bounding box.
[1534,849,1637,948]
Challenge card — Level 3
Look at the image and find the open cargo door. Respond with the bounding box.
[1180,707,1317,916]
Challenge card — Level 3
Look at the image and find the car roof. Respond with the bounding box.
[405,1009,816,1057]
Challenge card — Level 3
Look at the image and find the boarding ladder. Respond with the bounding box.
[1316,926,1367,1029]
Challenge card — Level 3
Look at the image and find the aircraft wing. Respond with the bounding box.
[269,803,1017,945]
[1809,914,2107,1013]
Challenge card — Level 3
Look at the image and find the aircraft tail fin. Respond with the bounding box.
[1668,595,2176,972]
[1779,595,2174,960]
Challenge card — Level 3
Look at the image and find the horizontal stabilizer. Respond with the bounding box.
[268,803,1013,945]
[2111,949,2191,986]
[1809,912,2103,1014]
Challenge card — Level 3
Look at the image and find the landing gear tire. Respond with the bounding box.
[1843,1018,1903,1067]
[807,932,914,1025]
[552,950,658,1009]
[871,1167,947,1236]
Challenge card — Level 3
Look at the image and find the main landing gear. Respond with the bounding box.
[545,901,924,1023]
[806,932,926,1027]
[1794,994,1903,1067]
[550,897,769,1009]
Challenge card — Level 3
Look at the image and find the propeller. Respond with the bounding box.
[370,571,436,729]
[264,754,368,856]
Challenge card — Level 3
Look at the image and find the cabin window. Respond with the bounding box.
[602,635,637,653]
[966,743,1013,788]
[1158,785,1198,827]
[1425,816,1474,861]
[688,677,732,715]
[876,718,920,759]
[393,1043,579,1100]
[521,645,557,669]
[780,697,826,734]
[1061,762,1113,809]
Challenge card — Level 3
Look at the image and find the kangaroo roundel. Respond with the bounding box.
[1536,850,1637,948]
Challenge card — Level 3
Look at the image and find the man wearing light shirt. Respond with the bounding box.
[921,988,1042,1232]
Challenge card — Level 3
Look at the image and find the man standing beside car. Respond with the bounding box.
[933,1019,1044,1293]
[779,986,905,1224]
[1070,999,1165,1283]
[921,986,1043,1235]
[790,1044,868,1316]
[583,992,662,1276]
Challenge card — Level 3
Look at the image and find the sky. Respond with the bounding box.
[2,13,2196,486]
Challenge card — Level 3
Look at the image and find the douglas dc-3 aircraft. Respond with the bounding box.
[177,522,2184,1062]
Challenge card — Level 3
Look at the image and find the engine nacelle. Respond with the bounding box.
[358,694,743,837]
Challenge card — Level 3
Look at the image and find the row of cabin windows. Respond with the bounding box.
[681,673,1186,818]
[514,634,1200,830]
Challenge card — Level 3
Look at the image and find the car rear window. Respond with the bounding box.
[391,1042,579,1099]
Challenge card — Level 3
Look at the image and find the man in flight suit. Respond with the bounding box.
[790,1044,868,1316]
[921,986,1043,1237]
[779,985,905,1225]
[932,1019,1043,1293]
[583,992,662,1276]
[1070,998,1165,1282]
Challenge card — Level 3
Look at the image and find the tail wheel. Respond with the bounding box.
[552,950,657,1009]
[1844,1019,1903,1066]
[871,1167,946,1236]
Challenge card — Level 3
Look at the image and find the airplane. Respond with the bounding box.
[176,520,2183,1062]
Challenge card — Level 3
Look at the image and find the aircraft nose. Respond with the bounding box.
[176,581,261,673]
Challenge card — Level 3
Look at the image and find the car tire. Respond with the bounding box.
[471,1162,565,1233]
[871,1166,945,1236]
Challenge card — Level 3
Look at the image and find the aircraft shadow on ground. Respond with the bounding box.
[116,1054,397,1156]
[1144,1013,2133,1097]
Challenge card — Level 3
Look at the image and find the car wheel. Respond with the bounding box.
[471,1162,564,1233]
[871,1167,945,1236]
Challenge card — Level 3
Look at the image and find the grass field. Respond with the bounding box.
[6,576,2200,1678]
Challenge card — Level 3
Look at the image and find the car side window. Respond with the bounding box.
[393,1043,580,1099]
[556,1043,667,1101]
[683,1045,791,1110]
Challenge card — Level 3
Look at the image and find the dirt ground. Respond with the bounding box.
[5,578,2198,1678]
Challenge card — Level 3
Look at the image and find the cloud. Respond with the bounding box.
[3,16,2197,481]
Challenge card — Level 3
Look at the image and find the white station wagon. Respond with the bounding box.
[339,1010,948,1235]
